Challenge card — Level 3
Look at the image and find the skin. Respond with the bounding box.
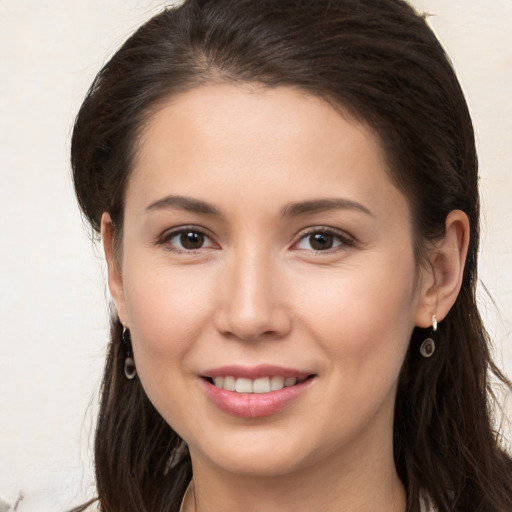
[102,84,469,512]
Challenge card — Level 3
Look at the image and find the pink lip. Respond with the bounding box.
[202,364,311,380]
[200,365,315,418]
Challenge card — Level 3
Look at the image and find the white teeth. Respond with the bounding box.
[223,376,236,391]
[253,377,271,394]
[270,376,284,391]
[235,378,253,393]
[212,375,303,393]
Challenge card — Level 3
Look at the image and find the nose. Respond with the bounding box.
[214,247,292,342]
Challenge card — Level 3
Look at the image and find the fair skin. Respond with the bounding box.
[102,84,469,512]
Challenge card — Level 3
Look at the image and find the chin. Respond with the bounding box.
[186,428,314,477]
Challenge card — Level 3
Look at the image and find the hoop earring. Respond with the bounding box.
[420,314,437,358]
[122,326,137,379]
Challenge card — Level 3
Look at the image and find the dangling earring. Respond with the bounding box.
[122,326,137,379]
[420,314,437,358]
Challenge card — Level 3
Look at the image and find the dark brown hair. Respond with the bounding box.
[71,1,512,511]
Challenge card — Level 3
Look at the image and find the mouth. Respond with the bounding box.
[200,365,317,417]
[203,374,315,394]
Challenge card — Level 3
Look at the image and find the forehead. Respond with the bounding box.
[135,83,380,165]
[128,83,407,221]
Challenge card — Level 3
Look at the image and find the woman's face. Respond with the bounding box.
[107,84,431,477]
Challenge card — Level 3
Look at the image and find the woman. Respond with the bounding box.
[70,0,512,511]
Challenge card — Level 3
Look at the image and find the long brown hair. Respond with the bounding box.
[71,1,512,511]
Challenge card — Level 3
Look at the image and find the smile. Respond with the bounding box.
[211,376,307,393]
[201,366,316,418]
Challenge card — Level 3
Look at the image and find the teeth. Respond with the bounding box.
[284,377,297,387]
[235,378,253,393]
[211,375,302,393]
[223,376,236,391]
[253,377,271,393]
[270,376,284,390]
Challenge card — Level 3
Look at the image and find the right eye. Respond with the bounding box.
[161,228,217,252]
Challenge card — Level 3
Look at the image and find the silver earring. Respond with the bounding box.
[432,314,438,332]
[420,315,437,358]
[122,327,137,380]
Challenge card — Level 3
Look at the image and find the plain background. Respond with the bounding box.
[0,1,511,511]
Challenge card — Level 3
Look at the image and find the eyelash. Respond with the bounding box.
[158,227,217,253]
[157,226,355,253]
[293,227,355,253]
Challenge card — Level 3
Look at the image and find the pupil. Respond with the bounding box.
[310,233,333,250]
[180,231,204,249]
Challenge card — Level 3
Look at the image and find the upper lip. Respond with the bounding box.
[201,364,314,380]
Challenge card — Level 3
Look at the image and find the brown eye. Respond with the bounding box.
[295,229,351,252]
[308,233,334,250]
[180,231,205,249]
[164,229,215,251]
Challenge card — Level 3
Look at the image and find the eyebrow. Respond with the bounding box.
[281,198,374,218]
[145,195,373,218]
[145,195,222,216]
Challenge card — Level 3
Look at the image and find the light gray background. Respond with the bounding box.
[0,1,511,511]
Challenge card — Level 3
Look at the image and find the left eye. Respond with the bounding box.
[165,229,215,251]
[295,231,349,251]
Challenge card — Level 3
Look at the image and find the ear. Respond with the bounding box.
[415,210,470,328]
[101,212,128,327]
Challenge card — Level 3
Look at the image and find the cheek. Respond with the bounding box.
[122,261,216,370]
[120,263,219,428]
[295,257,417,367]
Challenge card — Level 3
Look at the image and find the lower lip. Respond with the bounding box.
[201,378,314,418]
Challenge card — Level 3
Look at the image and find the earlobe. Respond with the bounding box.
[100,212,127,325]
[415,210,470,328]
